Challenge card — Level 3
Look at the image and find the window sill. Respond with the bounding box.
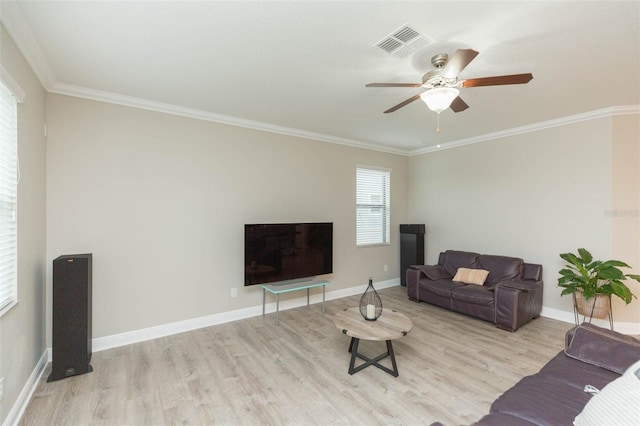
[357,243,391,248]
[0,299,18,318]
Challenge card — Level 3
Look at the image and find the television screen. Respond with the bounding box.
[244,222,333,286]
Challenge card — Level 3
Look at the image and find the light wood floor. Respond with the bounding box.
[21,286,574,426]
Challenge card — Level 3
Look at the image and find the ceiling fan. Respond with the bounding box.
[367,48,533,119]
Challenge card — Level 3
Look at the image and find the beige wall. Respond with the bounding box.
[408,116,640,325]
[0,26,47,423]
[45,94,408,340]
[611,114,640,322]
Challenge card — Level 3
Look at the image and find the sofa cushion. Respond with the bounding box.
[565,322,640,374]
[418,278,465,298]
[452,267,489,285]
[477,254,523,287]
[490,374,591,425]
[450,285,495,306]
[573,360,640,426]
[538,351,619,391]
[442,250,480,277]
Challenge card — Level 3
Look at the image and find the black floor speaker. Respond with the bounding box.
[48,253,93,382]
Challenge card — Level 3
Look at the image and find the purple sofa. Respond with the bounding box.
[406,250,543,331]
[473,322,640,425]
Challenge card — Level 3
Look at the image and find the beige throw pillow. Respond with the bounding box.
[452,267,490,285]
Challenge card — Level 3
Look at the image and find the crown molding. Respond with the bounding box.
[409,105,640,156]
[0,1,56,90]
[50,82,408,156]
[0,63,26,102]
[47,83,640,158]
[50,81,640,158]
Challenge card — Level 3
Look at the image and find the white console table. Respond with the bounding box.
[261,280,330,325]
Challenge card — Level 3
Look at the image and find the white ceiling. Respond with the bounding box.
[2,1,639,155]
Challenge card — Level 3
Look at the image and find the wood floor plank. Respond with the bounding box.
[20,286,574,425]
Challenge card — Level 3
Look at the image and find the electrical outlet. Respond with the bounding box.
[0,376,4,401]
[384,264,388,272]
[231,288,237,298]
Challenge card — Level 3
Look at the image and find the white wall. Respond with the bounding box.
[408,115,640,325]
[45,94,408,341]
[0,26,47,423]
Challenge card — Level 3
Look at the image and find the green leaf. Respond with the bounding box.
[558,280,579,289]
[578,248,593,263]
[609,281,634,304]
[597,267,625,280]
[558,277,575,285]
[586,260,602,270]
[559,268,576,277]
[598,283,615,295]
[625,274,640,283]
[560,253,583,267]
[599,260,630,269]
[583,287,596,299]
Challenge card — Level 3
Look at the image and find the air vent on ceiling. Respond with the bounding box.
[374,24,434,58]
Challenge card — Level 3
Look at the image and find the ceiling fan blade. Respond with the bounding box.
[384,93,422,113]
[443,49,479,78]
[366,83,422,88]
[461,73,533,88]
[450,96,469,113]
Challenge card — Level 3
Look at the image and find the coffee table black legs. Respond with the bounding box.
[347,337,399,377]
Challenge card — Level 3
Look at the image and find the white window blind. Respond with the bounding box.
[356,166,390,246]
[0,79,18,316]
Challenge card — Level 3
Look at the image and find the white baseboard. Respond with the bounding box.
[541,306,640,335]
[45,278,400,360]
[2,350,48,426]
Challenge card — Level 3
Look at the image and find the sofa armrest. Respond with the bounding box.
[413,264,452,281]
[406,268,422,301]
[565,323,640,374]
[494,280,543,331]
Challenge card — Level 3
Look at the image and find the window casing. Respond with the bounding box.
[356,166,391,247]
[0,79,19,316]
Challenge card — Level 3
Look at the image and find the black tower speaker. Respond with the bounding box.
[48,253,93,382]
[400,225,425,287]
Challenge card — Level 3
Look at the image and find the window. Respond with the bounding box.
[356,166,390,246]
[0,78,19,316]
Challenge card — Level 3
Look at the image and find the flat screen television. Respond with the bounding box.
[244,222,333,286]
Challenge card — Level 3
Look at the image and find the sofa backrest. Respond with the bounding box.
[476,254,524,286]
[441,250,481,276]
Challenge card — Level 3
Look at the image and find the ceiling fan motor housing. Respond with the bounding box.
[430,53,448,68]
[422,53,458,88]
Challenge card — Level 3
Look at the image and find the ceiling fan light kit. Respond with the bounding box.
[420,87,460,113]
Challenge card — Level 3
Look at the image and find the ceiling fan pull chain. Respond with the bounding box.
[436,112,441,133]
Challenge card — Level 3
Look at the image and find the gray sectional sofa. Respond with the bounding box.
[473,322,640,425]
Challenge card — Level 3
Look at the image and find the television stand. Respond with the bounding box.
[261,280,330,325]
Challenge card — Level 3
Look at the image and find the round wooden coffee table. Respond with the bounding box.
[332,307,413,377]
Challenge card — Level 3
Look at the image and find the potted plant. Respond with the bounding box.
[558,248,639,319]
